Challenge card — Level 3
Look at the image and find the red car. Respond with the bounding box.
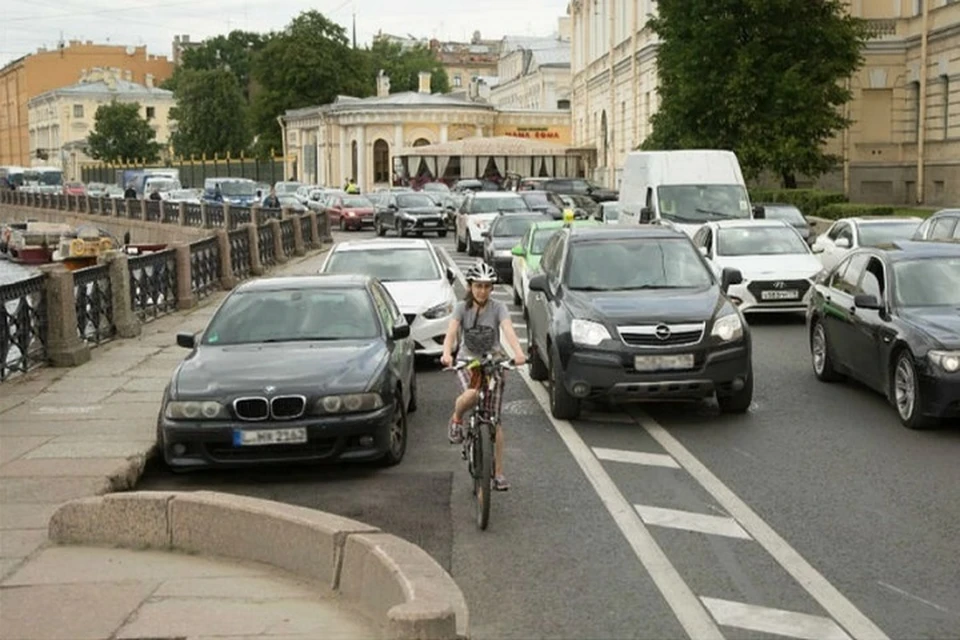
[328,195,376,231]
[63,182,86,196]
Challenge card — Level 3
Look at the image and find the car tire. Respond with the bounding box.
[438,230,447,238]
[466,234,474,256]
[396,221,408,237]
[529,344,548,381]
[549,346,580,419]
[811,319,843,382]
[513,284,521,305]
[716,368,753,414]
[375,218,386,237]
[456,232,466,252]
[339,217,346,231]
[892,349,932,430]
[407,372,418,414]
[378,395,408,467]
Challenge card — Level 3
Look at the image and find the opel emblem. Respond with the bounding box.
[655,324,671,340]
[773,281,786,289]
[264,385,276,394]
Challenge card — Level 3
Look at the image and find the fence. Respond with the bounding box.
[79,156,288,188]
[0,192,330,381]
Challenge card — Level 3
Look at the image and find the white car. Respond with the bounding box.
[692,219,824,313]
[811,216,923,271]
[318,238,460,356]
[455,192,531,256]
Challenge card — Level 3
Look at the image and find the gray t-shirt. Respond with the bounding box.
[453,299,510,361]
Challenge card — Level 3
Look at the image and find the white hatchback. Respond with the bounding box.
[318,238,461,356]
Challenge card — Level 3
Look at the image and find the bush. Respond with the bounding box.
[749,188,848,217]
[817,203,895,220]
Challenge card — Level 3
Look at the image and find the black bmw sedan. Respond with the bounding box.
[807,241,960,429]
[157,275,417,470]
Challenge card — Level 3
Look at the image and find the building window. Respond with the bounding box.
[557,99,570,109]
[412,138,431,147]
[373,139,390,183]
[73,105,83,118]
[910,80,921,141]
[942,75,950,138]
[146,106,155,120]
[454,74,462,88]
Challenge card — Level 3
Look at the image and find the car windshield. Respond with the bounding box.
[859,221,921,246]
[531,229,560,253]
[764,206,805,224]
[567,239,714,290]
[396,194,435,208]
[275,182,301,195]
[278,196,301,207]
[219,181,256,196]
[422,182,449,192]
[602,204,620,220]
[471,196,530,213]
[202,288,379,344]
[493,216,543,236]
[893,258,960,307]
[717,226,809,256]
[521,193,550,205]
[342,196,372,208]
[657,184,751,223]
[325,248,440,282]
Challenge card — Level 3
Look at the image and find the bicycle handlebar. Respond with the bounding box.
[443,356,517,372]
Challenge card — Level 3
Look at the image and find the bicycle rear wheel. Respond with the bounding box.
[473,420,494,530]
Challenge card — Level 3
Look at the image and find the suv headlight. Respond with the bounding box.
[164,400,229,420]
[928,350,960,373]
[571,318,611,346]
[423,302,453,319]
[314,392,384,414]
[711,313,743,342]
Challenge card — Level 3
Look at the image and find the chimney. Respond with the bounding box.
[145,73,154,88]
[376,69,391,97]
[418,71,432,94]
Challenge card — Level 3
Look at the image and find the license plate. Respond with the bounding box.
[233,427,307,446]
[634,354,694,371]
[761,290,799,300]
[423,221,437,226]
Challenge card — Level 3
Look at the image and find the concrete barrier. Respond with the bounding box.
[49,490,469,640]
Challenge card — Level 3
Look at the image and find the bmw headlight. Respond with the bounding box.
[711,313,744,342]
[164,400,229,420]
[314,392,384,415]
[422,302,453,320]
[571,318,611,346]
[928,350,960,373]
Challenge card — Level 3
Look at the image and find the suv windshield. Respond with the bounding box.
[764,206,805,224]
[203,288,379,344]
[717,226,809,256]
[396,194,435,208]
[219,181,256,196]
[859,221,921,246]
[470,196,530,213]
[342,196,373,208]
[325,248,440,282]
[567,238,714,290]
[894,258,960,307]
[657,184,751,223]
[493,216,545,236]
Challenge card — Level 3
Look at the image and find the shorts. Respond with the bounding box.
[455,365,507,421]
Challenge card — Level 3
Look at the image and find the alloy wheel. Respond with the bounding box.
[812,323,827,375]
[894,355,916,421]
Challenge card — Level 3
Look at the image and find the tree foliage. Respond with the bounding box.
[360,40,450,95]
[86,102,162,164]
[162,30,266,101]
[641,0,867,187]
[169,69,250,158]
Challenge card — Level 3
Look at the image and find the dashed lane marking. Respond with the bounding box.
[700,598,852,640]
[592,447,680,468]
[634,505,752,540]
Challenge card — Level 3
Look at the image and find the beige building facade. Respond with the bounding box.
[280,72,571,191]
[27,68,175,182]
[488,30,573,111]
[570,0,960,205]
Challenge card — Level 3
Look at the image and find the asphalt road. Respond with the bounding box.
[139,227,960,640]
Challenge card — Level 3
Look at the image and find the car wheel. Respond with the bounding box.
[512,283,521,305]
[378,394,408,466]
[376,218,386,237]
[407,371,418,414]
[438,230,447,238]
[456,231,466,252]
[339,217,346,231]
[716,367,754,414]
[529,343,548,381]
[811,319,843,382]
[892,350,932,430]
[466,234,474,255]
[397,221,408,237]
[549,346,580,419]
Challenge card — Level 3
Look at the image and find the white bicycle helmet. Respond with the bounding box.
[465,261,498,283]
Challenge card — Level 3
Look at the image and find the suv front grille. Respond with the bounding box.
[270,395,306,420]
[618,322,705,347]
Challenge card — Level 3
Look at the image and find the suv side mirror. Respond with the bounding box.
[835,237,851,249]
[528,273,548,294]
[854,293,881,310]
[720,267,743,292]
[392,323,410,339]
[481,231,490,238]
[176,332,196,349]
[752,205,765,219]
[640,206,653,223]
[511,244,525,257]
[445,266,456,284]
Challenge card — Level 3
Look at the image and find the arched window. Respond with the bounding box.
[350,140,358,182]
[373,139,390,183]
[413,138,431,147]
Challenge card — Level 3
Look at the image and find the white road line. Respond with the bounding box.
[593,447,680,469]
[630,409,890,640]
[700,598,852,640]
[635,505,752,540]
[876,581,954,615]
[499,337,724,639]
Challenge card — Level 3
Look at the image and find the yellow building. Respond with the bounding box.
[373,31,501,90]
[570,0,960,205]
[0,41,174,167]
[27,68,175,182]
[279,71,571,191]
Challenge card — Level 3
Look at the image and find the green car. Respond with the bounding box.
[511,219,602,311]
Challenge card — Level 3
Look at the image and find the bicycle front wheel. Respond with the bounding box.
[473,420,494,530]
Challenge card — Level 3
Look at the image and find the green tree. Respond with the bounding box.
[162,30,268,102]
[169,69,250,158]
[642,0,866,188]
[250,10,367,155]
[86,101,162,164]
[362,40,450,95]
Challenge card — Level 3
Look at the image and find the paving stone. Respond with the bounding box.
[0,476,111,503]
[0,503,61,530]
[102,391,163,405]
[41,377,128,394]
[0,529,47,558]
[153,575,319,599]
[26,391,114,406]
[0,419,155,437]
[0,457,133,478]
[120,377,170,392]
[0,436,52,465]
[22,440,153,460]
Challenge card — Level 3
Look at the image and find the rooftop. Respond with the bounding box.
[568,226,690,241]
[285,91,492,119]
[236,274,371,291]
[872,240,960,260]
[34,78,172,101]
[399,135,570,156]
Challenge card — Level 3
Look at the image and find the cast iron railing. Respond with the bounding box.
[189,236,221,299]
[73,264,115,345]
[228,228,251,281]
[280,219,296,256]
[258,224,276,266]
[0,275,46,381]
[128,249,178,321]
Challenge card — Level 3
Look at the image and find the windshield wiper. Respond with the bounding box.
[609,285,686,290]
[695,208,735,219]
[262,337,341,343]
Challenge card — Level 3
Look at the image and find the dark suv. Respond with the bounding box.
[541,178,618,203]
[525,226,753,419]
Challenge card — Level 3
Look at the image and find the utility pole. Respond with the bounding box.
[352,11,357,49]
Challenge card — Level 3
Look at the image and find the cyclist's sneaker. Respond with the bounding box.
[493,475,510,491]
[448,419,464,444]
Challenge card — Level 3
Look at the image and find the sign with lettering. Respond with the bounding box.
[502,127,562,140]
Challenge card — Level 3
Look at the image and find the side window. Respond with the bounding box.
[368,286,394,334]
[828,222,846,241]
[836,254,869,295]
[645,188,653,210]
[952,217,960,240]
[703,228,714,253]
[828,258,849,289]
[837,224,854,244]
[914,218,932,239]
[520,228,532,252]
[540,234,564,277]
[693,228,707,246]
[859,257,886,300]
[930,216,957,240]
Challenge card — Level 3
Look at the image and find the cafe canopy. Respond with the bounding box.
[395,135,585,182]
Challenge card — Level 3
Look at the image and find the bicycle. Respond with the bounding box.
[447,352,516,530]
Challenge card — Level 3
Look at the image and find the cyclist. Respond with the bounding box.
[440,261,526,491]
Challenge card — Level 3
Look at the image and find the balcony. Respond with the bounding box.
[864,18,898,39]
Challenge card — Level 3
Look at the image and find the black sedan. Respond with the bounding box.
[482,212,552,282]
[374,192,447,237]
[807,241,960,428]
[157,275,417,470]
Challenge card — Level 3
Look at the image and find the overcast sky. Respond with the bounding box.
[1,0,569,67]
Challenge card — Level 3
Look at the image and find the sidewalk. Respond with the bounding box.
[0,238,468,639]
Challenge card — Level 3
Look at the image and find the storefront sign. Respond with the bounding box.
[502,127,562,140]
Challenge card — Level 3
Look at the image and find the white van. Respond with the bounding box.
[619,150,764,236]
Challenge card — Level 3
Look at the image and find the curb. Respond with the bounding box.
[48,490,469,640]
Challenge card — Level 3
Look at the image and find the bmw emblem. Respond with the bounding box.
[264,385,276,394]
